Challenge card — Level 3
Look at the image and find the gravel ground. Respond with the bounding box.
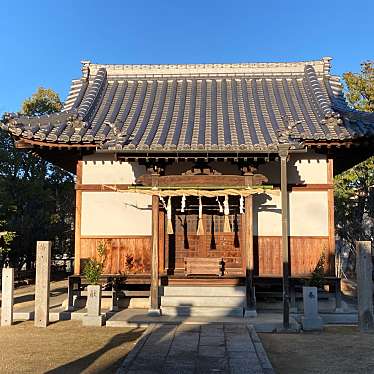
[0,321,144,374]
[260,326,374,374]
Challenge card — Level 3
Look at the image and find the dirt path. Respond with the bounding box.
[260,326,374,374]
[0,321,143,373]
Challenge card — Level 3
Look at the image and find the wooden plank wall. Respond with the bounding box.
[254,236,330,276]
[79,235,330,276]
[80,236,152,274]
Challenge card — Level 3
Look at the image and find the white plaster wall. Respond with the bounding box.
[82,154,146,184]
[258,152,328,184]
[253,191,328,236]
[81,192,152,236]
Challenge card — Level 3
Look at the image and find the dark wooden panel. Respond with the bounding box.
[136,173,267,187]
[255,236,331,277]
[80,236,151,275]
[171,198,244,276]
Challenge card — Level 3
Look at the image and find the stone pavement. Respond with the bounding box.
[117,323,274,374]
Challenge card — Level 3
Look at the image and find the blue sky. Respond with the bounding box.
[0,0,373,113]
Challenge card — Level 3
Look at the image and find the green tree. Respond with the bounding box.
[343,62,374,112]
[21,87,62,116]
[0,88,74,269]
[335,61,374,275]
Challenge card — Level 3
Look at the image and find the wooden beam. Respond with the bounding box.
[244,194,256,312]
[74,182,333,192]
[159,209,165,273]
[272,183,334,191]
[136,173,268,187]
[74,161,83,275]
[327,157,335,275]
[279,145,290,329]
[75,183,131,191]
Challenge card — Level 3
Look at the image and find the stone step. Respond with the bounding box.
[161,295,245,308]
[161,306,244,317]
[162,286,246,297]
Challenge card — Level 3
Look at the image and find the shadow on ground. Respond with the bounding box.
[45,328,143,374]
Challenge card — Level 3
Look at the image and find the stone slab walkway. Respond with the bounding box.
[117,323,274,374]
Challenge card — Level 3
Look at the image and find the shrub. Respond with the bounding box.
[309,252,326,289]
[83,259,103,285]
[83,241,106,284]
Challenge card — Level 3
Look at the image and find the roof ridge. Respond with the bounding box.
[81,57,332,78]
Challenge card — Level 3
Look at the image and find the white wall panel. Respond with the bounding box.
[82,155,146,184]
[258,152,328,184]
[254,191,328,236]
[81,192,152,236]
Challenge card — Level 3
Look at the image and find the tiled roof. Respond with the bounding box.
[2,58,374,153]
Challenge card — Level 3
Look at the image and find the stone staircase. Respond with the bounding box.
[161,286,246,317]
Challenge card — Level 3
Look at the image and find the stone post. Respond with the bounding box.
[82,284,105,326]
[35,241,51,328]
[301,286,323,331]
[1,268,14,326]
[356,241,374,332]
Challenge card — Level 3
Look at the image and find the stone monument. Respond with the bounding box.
[35,241,51,328]
[301,286,323,331]
[1,267,14,326]
[82,284,105,326]
[356,241,374,332]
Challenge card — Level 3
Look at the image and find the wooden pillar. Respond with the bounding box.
[74,161,82,275]
[327,157,335,275]
[149,188,161,314]
[279,145,290,329]
[244,194,256,316]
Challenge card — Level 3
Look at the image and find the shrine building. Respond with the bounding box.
[2,57,374,317]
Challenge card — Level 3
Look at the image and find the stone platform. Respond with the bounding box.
[106,308,300,332]
[117,323,274,374]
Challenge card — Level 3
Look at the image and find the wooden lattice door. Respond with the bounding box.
[169,196,244,275]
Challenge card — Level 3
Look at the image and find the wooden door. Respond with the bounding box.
[169,196,244,275]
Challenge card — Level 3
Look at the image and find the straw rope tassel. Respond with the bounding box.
[216,196,223,213]
[223,195,231,232]
[197,196,204,235]
[166,197,174,234]
[239,195,244,214]
[181,194,186,213]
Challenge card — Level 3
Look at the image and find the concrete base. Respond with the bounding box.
[275,326,300,333]
[82,314,105,327]
[334,307,345,313]
[161,306,244,317]
[244,309,257,318]
[301,316,323,331]
[129,297,149,309]
[147,309,161,317]
[321,313,358,325]
[106,308,301,333]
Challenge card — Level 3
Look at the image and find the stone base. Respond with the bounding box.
[275,326,300,333]
[244,309,257,318]
[301,316,323,331]
[82,314,105,327]
[129,297,149,309]
[148,309,162,317]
